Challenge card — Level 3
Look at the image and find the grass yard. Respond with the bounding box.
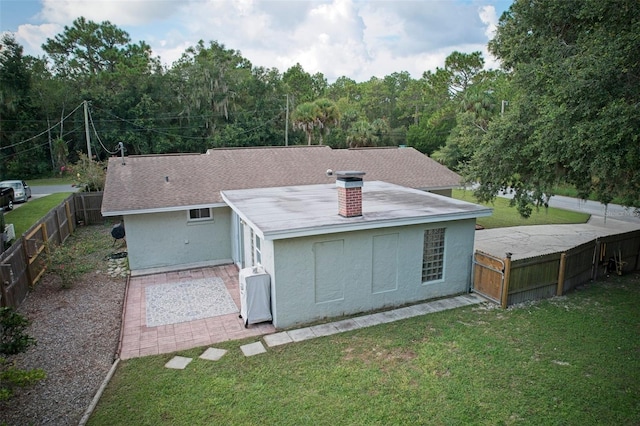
[89,274,640,425]
[26,176,75,186]
[453,189,591,229]
[3,192,72,238]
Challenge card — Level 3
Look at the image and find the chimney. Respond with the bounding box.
[336,171,365,217]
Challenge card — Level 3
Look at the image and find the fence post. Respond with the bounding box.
[591,238,600,281]
[65,199,74,234]
[21,236,34,287]
[0,265,9,307]
[501,252,512,309]
[557,252,567,296]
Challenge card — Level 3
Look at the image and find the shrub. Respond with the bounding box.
[47,242,82,289]
[0,358,46,401]
[0,307,36,355]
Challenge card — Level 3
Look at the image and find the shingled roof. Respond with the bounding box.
[101,146,462,216]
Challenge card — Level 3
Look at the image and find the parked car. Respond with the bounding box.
[0,180,31,203]
[0,185,14,211]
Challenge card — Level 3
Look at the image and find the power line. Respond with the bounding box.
[0,102,84,151]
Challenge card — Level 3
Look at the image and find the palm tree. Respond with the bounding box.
[292,102,321,145]
[314,98,340,145]
[346,120,378,148]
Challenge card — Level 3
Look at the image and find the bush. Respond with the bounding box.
[0,358,46,401]
[0,307,36,355]
[0,308,45,401]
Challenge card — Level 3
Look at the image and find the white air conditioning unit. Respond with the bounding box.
[5,223,15,241]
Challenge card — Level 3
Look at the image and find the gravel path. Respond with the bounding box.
[0,261,126,425]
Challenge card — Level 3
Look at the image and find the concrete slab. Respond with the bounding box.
[165,356,193,369]
[409,303,437,315]
[199,347,227,361]
[353,314,384,328]
[264,332,293,347]
[310,323,340,337]
[475,217,640,261]
[390,306,418,320]
[287,328,317,342]
[428,298,459,312]
[240,342,267,356]
[332,319,360,332]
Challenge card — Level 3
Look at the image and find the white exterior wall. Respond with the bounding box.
[269,219,476,329]
[124,206,232,272]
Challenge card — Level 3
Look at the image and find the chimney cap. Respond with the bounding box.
[336,171,365,178]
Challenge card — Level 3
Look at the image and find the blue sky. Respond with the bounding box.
[1,0,512,82]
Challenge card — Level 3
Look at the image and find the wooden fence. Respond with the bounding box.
[473,229,640,307]
[0,192,105,308]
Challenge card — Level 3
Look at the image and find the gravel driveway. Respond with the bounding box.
[0,231,126,425]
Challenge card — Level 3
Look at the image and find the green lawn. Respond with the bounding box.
[453,189,591,229]
[3,193,72,239]
[89,274,640,425]
[26,176,75,186]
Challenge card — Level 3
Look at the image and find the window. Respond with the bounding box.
[188,208,212,222]
[250,229,262,266]
[422,228,445,282]
[255,235,262,265]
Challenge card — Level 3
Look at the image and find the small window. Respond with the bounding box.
[188,208,212,222]
[422,228,445,282]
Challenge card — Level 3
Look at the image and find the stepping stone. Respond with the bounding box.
[287,327,316,342]
[199,347,227,361]
[241,342,266,356]
[165,356,192,369]
[264,332,293,347]
[310,323,340,337]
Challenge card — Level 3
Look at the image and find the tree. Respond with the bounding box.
[314,98,340,145]
[292,102,321,145]
[42,17,148,78]
[468,0,640,214]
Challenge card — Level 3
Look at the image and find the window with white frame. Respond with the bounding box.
[188,208,212,222]
[249,229,262,266]
[422,228,445,282]
[255,234,262,265]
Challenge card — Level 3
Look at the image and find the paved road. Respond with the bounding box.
[545,195,640,224]
[495,190,640,224]
[30,184,79,196]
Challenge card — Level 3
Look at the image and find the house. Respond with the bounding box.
[102,146,491,327]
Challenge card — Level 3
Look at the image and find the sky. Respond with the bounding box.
[1,0,512,82]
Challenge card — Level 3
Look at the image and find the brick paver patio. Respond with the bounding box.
[119,264,275,360]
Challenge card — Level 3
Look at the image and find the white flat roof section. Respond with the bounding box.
[222,181,492,240]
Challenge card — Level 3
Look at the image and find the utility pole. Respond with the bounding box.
[83,100,92,160]
[119,142,126,166]
[285,94,289,146]
[47,118,54,169]
[501,100,508,116]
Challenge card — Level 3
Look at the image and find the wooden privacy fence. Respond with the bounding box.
[0,192,105,308]
[473,229,640,307]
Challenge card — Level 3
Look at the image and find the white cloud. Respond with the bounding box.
[6,0,510,81]
[14,23,61,58]
[38,0,182,26]
[479,5,499,40]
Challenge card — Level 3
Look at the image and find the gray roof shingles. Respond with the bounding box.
[101,146,462,215]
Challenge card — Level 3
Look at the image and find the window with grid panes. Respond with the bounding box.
[188,208,212,221]
[422,228,445,282]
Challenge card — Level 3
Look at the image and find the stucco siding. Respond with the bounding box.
[124,207,232,271]
[270,219,476,328]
